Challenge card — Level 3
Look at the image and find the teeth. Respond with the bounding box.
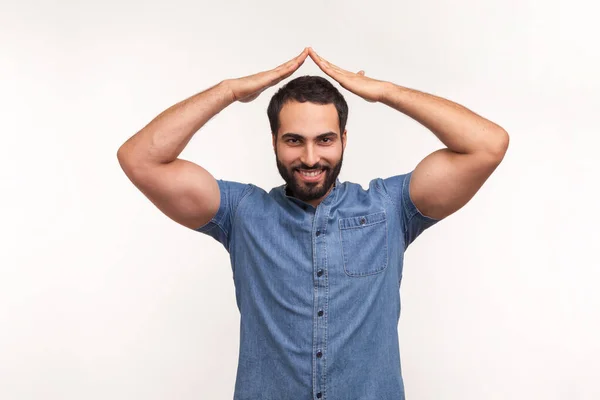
[299,169,323,177]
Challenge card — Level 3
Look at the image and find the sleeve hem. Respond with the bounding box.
[402,171,443,223]
[194,179,233,233]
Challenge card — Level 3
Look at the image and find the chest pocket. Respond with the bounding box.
[338,210,388,277]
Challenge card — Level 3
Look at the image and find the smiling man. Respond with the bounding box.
[271,96,346,207]
[117,47,508,400]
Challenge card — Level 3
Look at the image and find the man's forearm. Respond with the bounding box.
[379,82,508,156]
[117,80,234,166]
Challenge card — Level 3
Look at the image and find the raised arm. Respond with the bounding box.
[379,84,509,220]
[117,48,310,230]
[307,47,509,221]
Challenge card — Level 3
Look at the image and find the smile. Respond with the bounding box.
[296,169,325,182]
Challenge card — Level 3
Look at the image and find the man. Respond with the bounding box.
[117,47,509,400]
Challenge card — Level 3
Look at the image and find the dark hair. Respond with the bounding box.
[267,75,348,140]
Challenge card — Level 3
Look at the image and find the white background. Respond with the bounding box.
[2,0,599,398]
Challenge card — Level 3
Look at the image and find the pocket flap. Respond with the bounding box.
[339,210,386,230]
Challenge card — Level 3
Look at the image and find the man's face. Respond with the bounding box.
[273,100,346,206]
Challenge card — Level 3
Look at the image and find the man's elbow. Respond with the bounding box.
[485,128,510,162]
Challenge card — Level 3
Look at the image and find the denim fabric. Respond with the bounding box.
[195,170,440,400]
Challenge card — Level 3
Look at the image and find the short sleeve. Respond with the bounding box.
[378,170,442,249]
[194,179,254,252]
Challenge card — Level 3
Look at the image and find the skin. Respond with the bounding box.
[272,101,347,207]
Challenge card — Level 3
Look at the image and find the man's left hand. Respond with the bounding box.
[307,47,388,103]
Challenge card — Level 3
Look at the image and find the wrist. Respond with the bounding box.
[219,79,237,104]
[378,81,397,104]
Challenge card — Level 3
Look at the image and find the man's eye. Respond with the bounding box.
[322,138,331,143]
[287,139,299,143]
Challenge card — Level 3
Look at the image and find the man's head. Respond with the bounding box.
[267,75,348,206]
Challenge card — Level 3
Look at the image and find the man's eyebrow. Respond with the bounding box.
[281,131,338,140]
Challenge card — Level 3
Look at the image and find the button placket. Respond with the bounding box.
[311,185,337,400]
[313,206,329,399]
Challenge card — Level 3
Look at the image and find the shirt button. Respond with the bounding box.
[360,217,366,225]
[316,230,321,236]
[317,393,322,398]
[316,351,322,358]
[317,270,323,277]
[318,310,323,316]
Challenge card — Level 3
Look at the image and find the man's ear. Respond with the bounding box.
[341,130,347,151]
[272,133,276,151]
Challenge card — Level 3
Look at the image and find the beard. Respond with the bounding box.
[275,149,343,203]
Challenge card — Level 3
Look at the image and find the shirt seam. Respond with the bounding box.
[375,178,410,240]
[225,183,255,250]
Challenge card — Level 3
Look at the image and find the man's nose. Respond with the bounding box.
[300,145,320,167]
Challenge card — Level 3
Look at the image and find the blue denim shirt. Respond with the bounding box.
[195,170,441,400]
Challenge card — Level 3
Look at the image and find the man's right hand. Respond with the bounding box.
[225,47,309,103]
